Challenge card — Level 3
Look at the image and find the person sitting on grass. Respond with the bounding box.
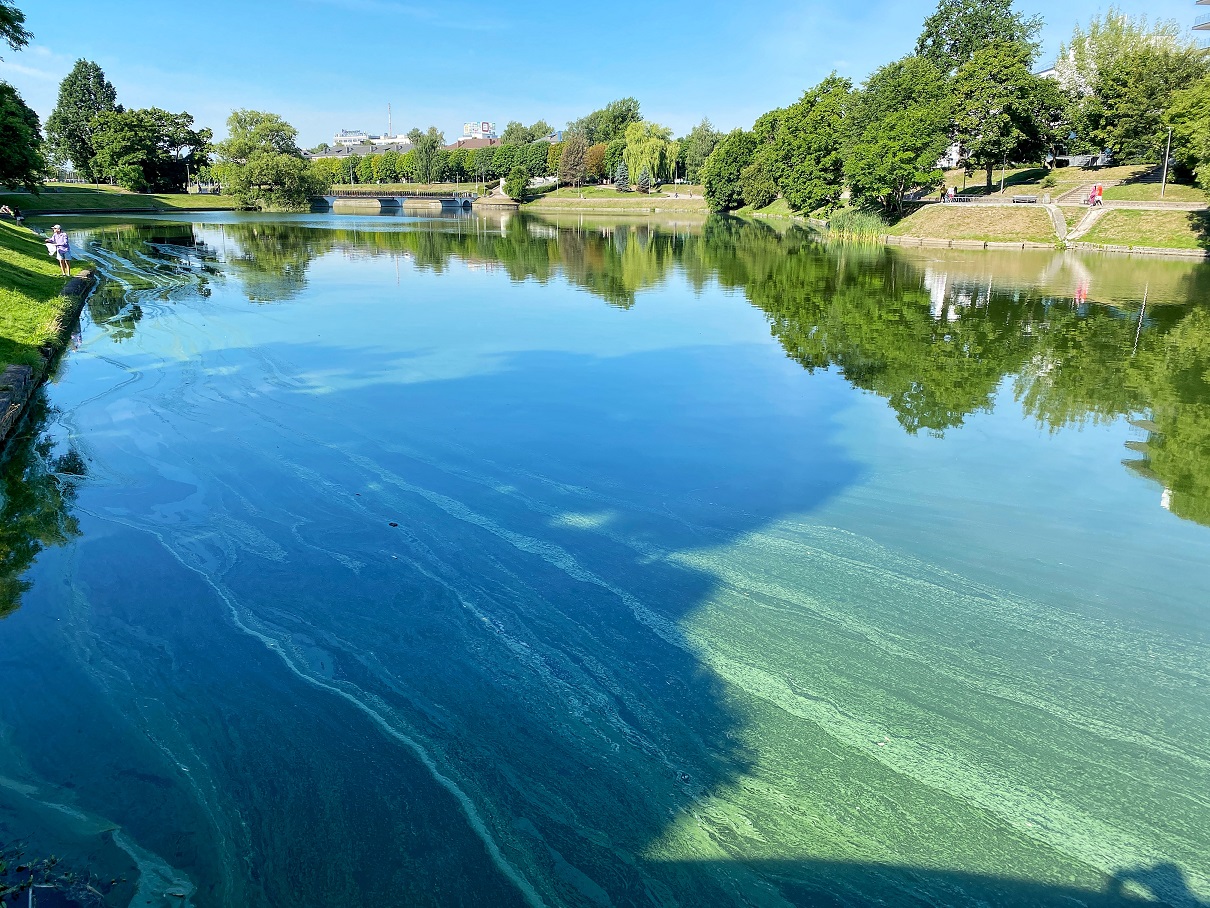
[50,224,73,277]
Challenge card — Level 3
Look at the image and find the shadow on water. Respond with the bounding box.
[2,213,1208,906]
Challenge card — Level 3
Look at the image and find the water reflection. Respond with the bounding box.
[75,213,1207,528]
[0,397,83,619]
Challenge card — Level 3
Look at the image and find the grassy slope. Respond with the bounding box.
[0,183,239,212]
[888,205,1058,244]
[942,165,1170,201]
[1080,210,1210,251]
[1101,182,1207,203]
[0,221,75,369]
[525,187,706,211]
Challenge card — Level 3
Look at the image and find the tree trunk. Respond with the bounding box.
[985,162,994,191]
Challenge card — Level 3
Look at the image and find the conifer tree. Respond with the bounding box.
[637,167,652,193]
[614,161,629,191]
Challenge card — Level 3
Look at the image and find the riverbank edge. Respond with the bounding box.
[0,227,95,455]
[748,211,1210,259]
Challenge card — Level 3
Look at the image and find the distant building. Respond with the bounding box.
[462,121,498,140]
[307,142,413,160]
[445,137,502,151]
[333,130,411,149]
[1197,0,1210,38]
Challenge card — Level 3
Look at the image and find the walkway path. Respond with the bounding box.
[1045,204,1068,241]
[1066,207,1110,242]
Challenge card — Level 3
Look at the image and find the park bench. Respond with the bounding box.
[950,195,974,203]
[1012,195,1039,203]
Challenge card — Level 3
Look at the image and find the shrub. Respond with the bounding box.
[1040,172,1058,188]
[503,165,531,200]
[826,208,890,243]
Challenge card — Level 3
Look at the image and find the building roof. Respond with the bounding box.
[307,143,413,159]
[444,137,502,151]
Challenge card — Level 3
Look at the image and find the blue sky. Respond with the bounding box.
[1,0,1202,147]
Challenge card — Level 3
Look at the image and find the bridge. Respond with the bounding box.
[317,189,478,210]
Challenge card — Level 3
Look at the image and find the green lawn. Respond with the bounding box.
[0,220,76,369]
[888,205,1058,244]
[1102,182,1207,203]
[525,186,707,211]
[326,182,495,194]
[0,183,240,213]
[942,164,1159,200]
[1080,209,1210,251]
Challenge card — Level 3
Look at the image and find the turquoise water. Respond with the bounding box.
[1,212,1207,907]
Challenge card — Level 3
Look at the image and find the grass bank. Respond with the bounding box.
[1079,210,1210,251]
[0,183,240,213]
[887,205,1058,245]
[0,220,81,368]
[525,187,707,213]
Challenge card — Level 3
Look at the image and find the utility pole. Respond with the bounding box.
[1161,127,1173,199]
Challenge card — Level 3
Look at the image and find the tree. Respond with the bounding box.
[503,165,530,199]
[559,133,588,188]
[622,121,675,185]
[1055,9,1193,97]
[0,0,29,56]
[406,126,445,182]
[0,81,43,189]
[45,60,119,181]
[375,150,400,183]
[1168,74,1210,192]
[471,145,496,183]
[356,153,375,183]
[614,160,629,191]
[90,108,211,192]
[844,56,951,213]
[682,118,721,183]
[636,167,652,194]
[529,120,553,141]
[545,141,563,177]
[501,121,530,145]
[952,42,1046,189]
[492,144,519,179]
[739,160,776,208]
[567,98,641,144]
[1082,46,1208,163]
[585,143,607,182]
[759,75,851,213]
[915,0,1041,74]
[213,109,323,209]
[700,128,757,211]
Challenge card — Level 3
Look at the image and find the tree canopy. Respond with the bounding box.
[214,110,323,209]
[0,80,43,189]
[915,0,1041,74]
[46,59,119,180]
[91,108,211,192]
[844,56,951,212]
[567,98,641,145]
[0,0,30,56]
[622,121,676,185]
[701,129,757,211]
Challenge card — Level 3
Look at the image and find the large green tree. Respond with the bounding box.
[213,109,323,209]
[761,74,852,213]
[0,81,43,189]
[407,126,446,182]
[915,0,1041,74]
[567,98,641,145]
[622,121,676,184]
[1082,45,1208,163]
[91,108,211,192]
[45,59,119,181]
[700,128,757,211]
[951,42,1046,189]
[844,56,951,212]
[1168,75,1210,192]
[559,132,588,188]
[681,118,721,184]
[0,0,30,56]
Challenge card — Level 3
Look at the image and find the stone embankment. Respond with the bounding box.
[0,267,94,452]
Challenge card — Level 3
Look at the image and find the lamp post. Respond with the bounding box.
[1161,127,1173,199]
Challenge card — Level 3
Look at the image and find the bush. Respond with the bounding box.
[111,164,147,192]
[1040,172,1058,188]
[503,165,531,200]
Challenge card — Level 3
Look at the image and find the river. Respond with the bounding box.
[1,211,1207,907]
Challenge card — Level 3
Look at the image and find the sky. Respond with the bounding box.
[1,0,1204,148]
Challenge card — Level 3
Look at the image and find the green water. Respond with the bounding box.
[0,212,1207,907]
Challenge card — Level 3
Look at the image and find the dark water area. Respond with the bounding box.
[0,211,1207,907]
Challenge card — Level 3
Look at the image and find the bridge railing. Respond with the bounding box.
[323,188,479,200]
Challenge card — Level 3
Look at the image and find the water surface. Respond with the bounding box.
[1,212,1207,907]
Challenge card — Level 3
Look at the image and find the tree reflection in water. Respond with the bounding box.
[0,397,83,619]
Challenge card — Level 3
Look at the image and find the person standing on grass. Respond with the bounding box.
[51,225,73,277]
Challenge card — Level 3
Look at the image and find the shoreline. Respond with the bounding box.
[0,222,96,455]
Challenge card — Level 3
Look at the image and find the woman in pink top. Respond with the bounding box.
[50,225,72,276]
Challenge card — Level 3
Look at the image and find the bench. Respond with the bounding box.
[950,194,974,203]
[1012,195,1039,204]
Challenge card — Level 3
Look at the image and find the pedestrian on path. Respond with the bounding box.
[50,225,73,277]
